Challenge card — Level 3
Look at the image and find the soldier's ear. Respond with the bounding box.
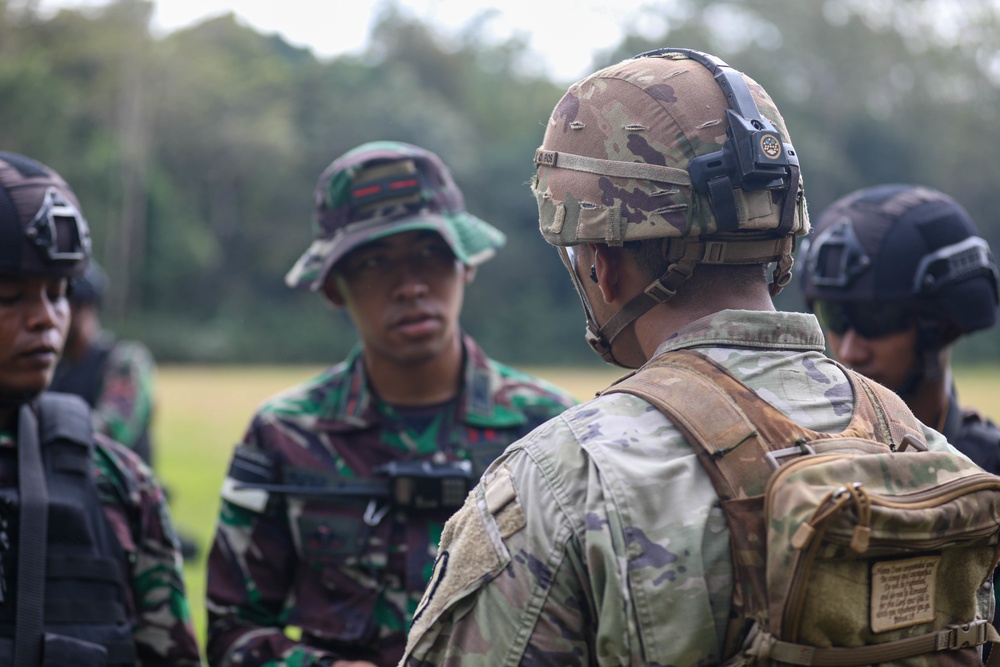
[321,274,347,308]
[593,244,623,304]
[463,265,477,285]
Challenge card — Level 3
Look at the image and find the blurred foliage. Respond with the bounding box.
[1,0,999,364]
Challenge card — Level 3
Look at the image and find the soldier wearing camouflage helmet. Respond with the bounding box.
[205,141,576,667]
[801,184,1000,473]
[0,151,200,665]
[401,50,975,665]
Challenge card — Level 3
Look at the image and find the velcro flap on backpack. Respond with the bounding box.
[613,365,757,456]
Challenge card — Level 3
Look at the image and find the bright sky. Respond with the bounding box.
[38,0,658,82]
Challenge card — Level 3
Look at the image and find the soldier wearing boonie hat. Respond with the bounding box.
[206,141,576,667]
[284,140,507,291]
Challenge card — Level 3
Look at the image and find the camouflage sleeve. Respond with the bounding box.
[205,420,337,667]
[402,450,586,665]
[92,339,156,452]
[921,421,975,462]
[402,398,729,666]
[95,437,202,665]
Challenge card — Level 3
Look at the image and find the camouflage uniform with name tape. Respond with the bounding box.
[205,338,575,666]
[205,141,577,667]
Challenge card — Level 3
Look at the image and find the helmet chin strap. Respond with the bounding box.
[895,317,946,398]
[579,237,797,369]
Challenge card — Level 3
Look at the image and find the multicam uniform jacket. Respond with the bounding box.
[205,335,576,667]
[0,414,201,665]
[401,310,974,666]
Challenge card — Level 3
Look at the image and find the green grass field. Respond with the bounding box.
[155,363,1000,651]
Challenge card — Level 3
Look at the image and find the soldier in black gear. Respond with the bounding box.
[801,184,1000,473]
[48,260,201,561]
[0,151,200,665]
[50,261,155,465]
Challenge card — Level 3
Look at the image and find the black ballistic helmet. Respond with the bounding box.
[69,259,108,306]
[0,151,91,278]
[801,184,999,337]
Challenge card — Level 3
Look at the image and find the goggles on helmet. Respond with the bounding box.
[812,300,913,339]
[25,186,90,264]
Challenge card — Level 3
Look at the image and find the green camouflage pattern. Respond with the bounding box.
[51,332,157,464]
[0,429,201,664]
[532,52,809,247]
[401,310,969,666]
[91,336,155,454]
[206,335,576,667]
[285,141,506,291]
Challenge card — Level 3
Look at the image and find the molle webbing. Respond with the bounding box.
[601,349,926,658]
[8,394,136,667]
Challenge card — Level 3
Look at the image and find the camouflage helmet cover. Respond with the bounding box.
[0,151,91,278]
[533,51,809,252]
[801,184,999,335]
[286,141,506,291]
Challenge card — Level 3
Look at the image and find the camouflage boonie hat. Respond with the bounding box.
[0,151,90,278]
[533,50,808,249]
[286,141,506,291]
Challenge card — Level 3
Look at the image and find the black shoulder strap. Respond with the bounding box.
[15,404,47,667]
[38,392,95,477]
[37,392,95,448]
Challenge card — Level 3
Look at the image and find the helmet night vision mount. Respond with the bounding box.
[635,48,800,235]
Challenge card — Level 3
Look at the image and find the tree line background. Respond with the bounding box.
[2,0,999,366]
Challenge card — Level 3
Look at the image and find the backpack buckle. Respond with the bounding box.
[943,620,988,650]
[765,442,816,471]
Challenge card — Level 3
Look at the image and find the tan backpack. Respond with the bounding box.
[604,349,1000,666]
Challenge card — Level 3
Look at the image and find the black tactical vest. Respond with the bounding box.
[0,393,136,666]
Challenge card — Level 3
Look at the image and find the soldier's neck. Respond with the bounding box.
[362,335,464,406]
[904,369,952,433]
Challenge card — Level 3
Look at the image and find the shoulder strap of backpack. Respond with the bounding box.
[847,368,927,450]
[603,349,927,497]
[600,348,931,657]
[602,349,780,499]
